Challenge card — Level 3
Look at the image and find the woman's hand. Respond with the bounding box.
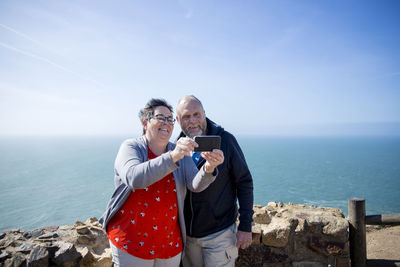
[202,149,224,173]
[170,137,198,163]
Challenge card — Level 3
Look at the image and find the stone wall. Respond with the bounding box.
[0,218,111,267]
[0,203,350,267]
[237,202,350,267]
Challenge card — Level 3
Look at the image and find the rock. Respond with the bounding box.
[16,242,37,253]
[335,257,350,267]
[295,218,307,233]
[0,236,15,250]
[74,221,85,228]
[309,236,347,256]
[41,226,59,232]
[59,225,74,231]
[95,256,113,267]
[22,232,32,239]
[76,226,90,235]
[250,224,262,246]
[0,251,11,261]
[37,232,59,240]
[322,219,348,238]
[77,234,94,245]
[2,230,21,235]
[85,217,100,226]
[4,252,25,267]
[253,206,272,224]
[260,218,292,247]
[237,245,289,266]
[27,245,48,267]
[79,247,95,266]
[27,229,44,239]
[53,241,82,267]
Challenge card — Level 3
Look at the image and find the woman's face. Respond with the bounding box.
[143,106,174,144]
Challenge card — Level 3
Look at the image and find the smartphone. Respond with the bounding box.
[193,135,221,152]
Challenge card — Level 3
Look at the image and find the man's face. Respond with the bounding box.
[177,100,207,138]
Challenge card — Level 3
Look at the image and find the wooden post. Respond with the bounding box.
[348,198,366,267]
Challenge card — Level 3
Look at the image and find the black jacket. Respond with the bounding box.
[178,118,254,237]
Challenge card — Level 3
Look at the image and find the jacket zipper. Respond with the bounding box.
[189,190,194,235]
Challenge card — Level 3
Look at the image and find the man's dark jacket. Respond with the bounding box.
[178,118,254,237]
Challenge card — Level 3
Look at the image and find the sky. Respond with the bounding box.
[1,0,399,137]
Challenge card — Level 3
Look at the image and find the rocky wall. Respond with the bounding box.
[236,202,350,267]
[0,202,350,267]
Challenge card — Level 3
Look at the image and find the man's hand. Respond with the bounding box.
[201,149,224,173]
[236,230,252,249]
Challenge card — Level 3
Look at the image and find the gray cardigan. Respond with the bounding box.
[99,136,217,247]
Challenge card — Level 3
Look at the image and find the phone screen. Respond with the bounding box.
[193,135,221,152]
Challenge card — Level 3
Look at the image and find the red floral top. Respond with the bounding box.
[107,146,182,259]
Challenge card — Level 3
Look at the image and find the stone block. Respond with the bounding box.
[261,219,291,248]
[236,245,288,267]
[253,206,272,224]
[309,236,346,256]
[322,220,348,240]
[252,232,262,246]
[295,218,307,233]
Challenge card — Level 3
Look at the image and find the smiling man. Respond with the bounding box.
[176,95,254,267]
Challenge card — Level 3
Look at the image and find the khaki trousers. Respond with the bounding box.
[182,223,238,267]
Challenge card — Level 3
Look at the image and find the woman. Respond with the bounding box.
[99,98,223,267]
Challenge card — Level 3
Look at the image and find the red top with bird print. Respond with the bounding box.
[107,146,183,259]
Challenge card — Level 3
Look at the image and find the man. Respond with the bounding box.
[176,95,254,267]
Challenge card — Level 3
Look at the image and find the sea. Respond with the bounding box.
[1,136,399,232]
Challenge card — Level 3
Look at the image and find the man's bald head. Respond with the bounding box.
[176,95,207,137]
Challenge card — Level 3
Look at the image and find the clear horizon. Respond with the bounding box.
[1,0,399,137]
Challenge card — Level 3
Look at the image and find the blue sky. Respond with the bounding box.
[1,0,399,137]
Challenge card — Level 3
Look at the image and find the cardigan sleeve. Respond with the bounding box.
[114,139,179,190]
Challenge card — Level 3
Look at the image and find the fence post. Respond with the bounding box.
[348,198,366,267]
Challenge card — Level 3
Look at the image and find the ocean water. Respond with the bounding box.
[0,136,399,232]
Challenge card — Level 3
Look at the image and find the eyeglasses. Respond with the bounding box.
[151,114,176,125]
